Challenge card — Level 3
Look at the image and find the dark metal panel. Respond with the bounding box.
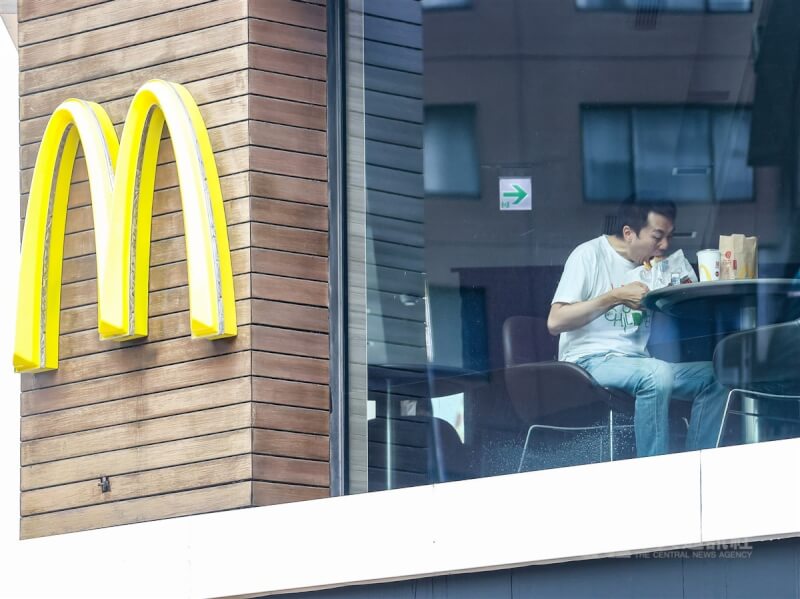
[274,538,800,598]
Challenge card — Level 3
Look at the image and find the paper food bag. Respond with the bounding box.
[719,234,758,280]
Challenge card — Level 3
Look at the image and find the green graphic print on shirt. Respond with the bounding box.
[604,305,651,332]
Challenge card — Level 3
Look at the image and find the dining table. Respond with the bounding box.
[643,278,800,443]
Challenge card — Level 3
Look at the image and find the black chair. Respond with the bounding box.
[502,316,635,471]
[713,319,800,446]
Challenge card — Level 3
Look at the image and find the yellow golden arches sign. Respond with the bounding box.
[14,79,237,373]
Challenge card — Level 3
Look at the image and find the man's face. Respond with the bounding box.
[624,212,674,264]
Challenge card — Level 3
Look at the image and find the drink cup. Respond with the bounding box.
[697,249,720,282]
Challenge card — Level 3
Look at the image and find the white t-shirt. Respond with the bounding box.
[551,235,652,362]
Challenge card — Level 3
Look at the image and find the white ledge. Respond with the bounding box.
[3,438,800,598]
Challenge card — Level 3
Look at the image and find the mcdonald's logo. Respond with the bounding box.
[14,79,237,373]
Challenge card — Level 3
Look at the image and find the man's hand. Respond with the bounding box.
[612,281,649,310]
[548,282,650,335]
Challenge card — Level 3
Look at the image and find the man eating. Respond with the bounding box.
[548,201,727,457]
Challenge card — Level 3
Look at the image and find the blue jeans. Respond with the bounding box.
[576,354,728,457]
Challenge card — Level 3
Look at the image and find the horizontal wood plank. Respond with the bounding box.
[252,376,329,411]
[57,248,250,311]
[251,299,329,334]
[21,481,252,539]
[253,454,329,487]
[249,17,326,56]
[24,321,252,391]
[250,69,326,106]
[57,300,250,362]
[22,403,253,465]
[252,222,328,256]
[253,428,328,461]
[22,20,249,95]
[22,455,252,516]
[21,0,247,70]
[249,42,326,81]
[21,429,252,491]
[19,0,108,23]
[251,197,328,230]
[252,481,328,506]
[21,377,252,441]
[22,352,252,416]
[251,325,328,359]
[252,351,329,385]
[21,45,248,120]
[250,120,327,156]
[20,0,215,45]
[253,401,329,435]
[55,273,250,336]
[251,145,327,181]
[249,0,326,31]
[252,273,328,306]
[22,115,249,172]
[23,142,249,197]
[250,171,328,206]
[20,72,248,146]
[251,248,328,282]
[60,220,249,286]
[250,93,326,130]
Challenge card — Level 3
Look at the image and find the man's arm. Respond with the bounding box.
[547,282,649,335]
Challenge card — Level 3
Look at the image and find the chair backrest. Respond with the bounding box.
[502,315,605,424]
[713,319,800,394]
[502,315,556,366]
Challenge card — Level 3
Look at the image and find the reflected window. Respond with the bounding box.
[582,106,753,202]
[423,105,480,196]
[422,0,472,9]
[576,0,751,11]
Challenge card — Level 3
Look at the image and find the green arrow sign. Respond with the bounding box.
[502,184,528,205]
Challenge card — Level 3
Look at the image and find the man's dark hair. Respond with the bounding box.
[615,200,676,237]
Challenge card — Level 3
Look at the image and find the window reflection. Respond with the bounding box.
[576,0,751,12]
[582,106,753,203]
[423,105,480,196]
[348,0,800,493]
[422,0,473,10]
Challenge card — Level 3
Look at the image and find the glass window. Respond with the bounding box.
[346,0,800,495]
[422,0,472,10]
[582,109,633,202]
[661,0,704,11]
[708,0,752,11]
[712,109,754,201]
[583,106,753,203]
[423,105,480,196]
[633,107,713,202]
[576,0,751,11]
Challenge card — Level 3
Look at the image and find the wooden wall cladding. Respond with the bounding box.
[18,0,330,539]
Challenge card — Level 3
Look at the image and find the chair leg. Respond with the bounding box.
[716,389,736,448]
[608,409,615,462]
[518,423,611,473]
[518,425,536,473]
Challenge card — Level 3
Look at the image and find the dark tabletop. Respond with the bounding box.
[642,278,800,322]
